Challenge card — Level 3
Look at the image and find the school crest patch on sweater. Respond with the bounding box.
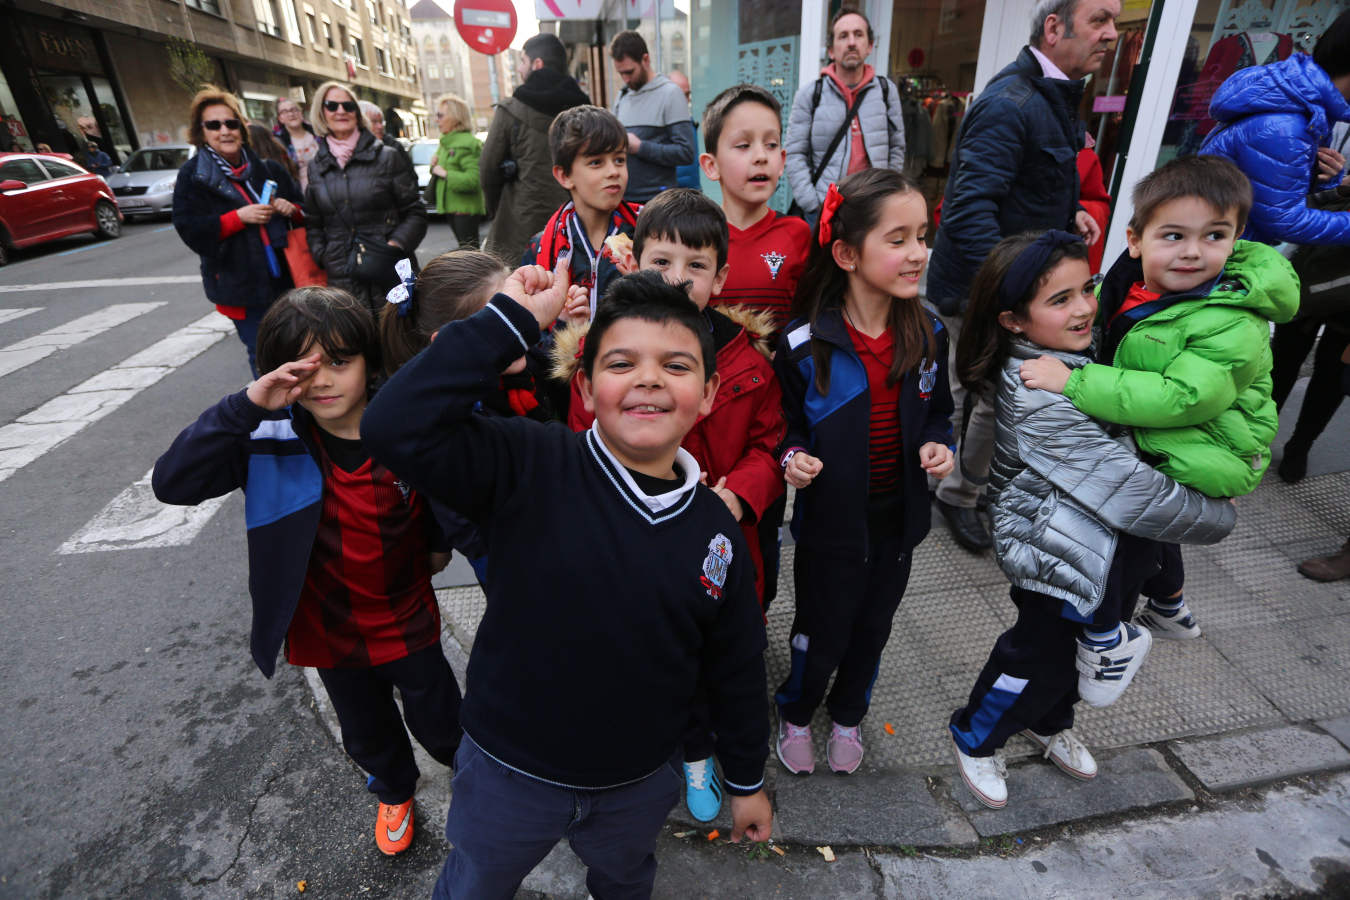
[761,250,787,280]
[918,358,938,400]
[700,533,733,599]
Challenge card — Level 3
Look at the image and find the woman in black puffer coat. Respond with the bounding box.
[305,80,426,313]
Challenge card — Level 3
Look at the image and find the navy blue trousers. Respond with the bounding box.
[433,736,681,900]
[316,642,462,805]
[949,534,1157,757]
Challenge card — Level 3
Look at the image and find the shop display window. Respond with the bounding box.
[1159,0,1347,165]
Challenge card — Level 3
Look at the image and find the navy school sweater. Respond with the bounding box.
[361,296,770,793]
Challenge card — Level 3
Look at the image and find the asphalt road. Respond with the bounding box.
[0,218,463,898]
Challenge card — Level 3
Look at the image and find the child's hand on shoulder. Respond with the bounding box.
[561,283,590,324]
[784,450,823,489]
[246,354,320,410]
[919,442,955,479]
[1019,356,1072,394]
[702,473,744,521]
[500,253,572,329]
[729,789,773,843]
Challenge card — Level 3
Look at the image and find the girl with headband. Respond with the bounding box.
[772,168,955,776]
[946,231,1237,811]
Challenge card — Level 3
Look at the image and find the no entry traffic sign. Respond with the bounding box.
[455,0,517,56]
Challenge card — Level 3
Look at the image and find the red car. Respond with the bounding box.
[0,152,122,266]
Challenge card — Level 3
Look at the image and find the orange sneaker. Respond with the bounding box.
[375,799,414,855]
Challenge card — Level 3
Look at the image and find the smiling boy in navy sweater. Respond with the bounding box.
[362,266,773,899]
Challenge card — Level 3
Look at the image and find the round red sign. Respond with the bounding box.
[908,47,925,69]
[454,0,517,56]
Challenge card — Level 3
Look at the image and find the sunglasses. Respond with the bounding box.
[324,100,358,113]
[203,119,242,131]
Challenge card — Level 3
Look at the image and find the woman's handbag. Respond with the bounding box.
[1289,182,1350,321]
[348,235,404,289]
[282,226,327,287]
[423,173,441,206]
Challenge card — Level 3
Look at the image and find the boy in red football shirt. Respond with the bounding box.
[699,83,812,619]
[153,287,461,857]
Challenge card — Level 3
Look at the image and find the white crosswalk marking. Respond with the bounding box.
[58,467,231,554]
[0,303,164,379]
[0,311,233,484]
[0,276,200,294]
[0,308,41,326]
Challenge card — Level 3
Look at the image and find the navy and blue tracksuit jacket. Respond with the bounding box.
[775,306,955,559]
[151,389,447,678]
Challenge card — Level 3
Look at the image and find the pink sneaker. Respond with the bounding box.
[776,716,815,775]
[827,722,864,774]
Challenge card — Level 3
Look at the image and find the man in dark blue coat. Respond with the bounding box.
[927,0,1120,552]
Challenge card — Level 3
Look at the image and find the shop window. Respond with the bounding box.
[1157,0,1342,165]
[1081,2,1152,179]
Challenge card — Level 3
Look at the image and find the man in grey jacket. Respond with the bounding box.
[784,7,905,219]
[610,30,696,203]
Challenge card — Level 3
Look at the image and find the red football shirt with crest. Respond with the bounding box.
[715,210,812,335]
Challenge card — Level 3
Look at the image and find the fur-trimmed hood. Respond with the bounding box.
[549,304,778,383]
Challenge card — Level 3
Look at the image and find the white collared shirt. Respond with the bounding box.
[1028,45,1073,81]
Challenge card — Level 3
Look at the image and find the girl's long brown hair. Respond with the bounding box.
[379,250,507,376]
[791,168,933,395]
[955,232,1090,394]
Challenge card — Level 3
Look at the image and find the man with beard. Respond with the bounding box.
[784,7,905,223]
[481,33,591,263]
[927,0,1118,553]
[610,30,696,203]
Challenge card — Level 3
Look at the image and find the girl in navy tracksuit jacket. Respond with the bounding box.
[773,170,955,776]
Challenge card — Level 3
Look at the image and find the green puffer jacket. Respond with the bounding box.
[435,130,485,216]
[1063,240,1299,498]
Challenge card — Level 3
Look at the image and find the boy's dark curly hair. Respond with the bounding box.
[581,270,716,381]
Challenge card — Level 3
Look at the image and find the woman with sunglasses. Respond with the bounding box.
[304,81,426,314]
[172,85,305,375]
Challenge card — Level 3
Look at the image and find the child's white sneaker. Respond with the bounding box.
[1023,728,1097,780]
[1136,599,1202,640]
[1076,622,1152,707]
[951,734,1007,809]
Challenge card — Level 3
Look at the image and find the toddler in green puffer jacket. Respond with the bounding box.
[1018,155,1297,667]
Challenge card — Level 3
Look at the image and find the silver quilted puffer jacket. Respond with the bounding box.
[988,340,1238,618]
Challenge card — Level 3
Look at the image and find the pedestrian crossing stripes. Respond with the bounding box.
[0,303,164,379]
[0,276,200,294]
[0,311,233,484]
[57,467,231,554]
[0,308,41,326]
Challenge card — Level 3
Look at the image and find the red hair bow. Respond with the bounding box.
[818,183,845,246]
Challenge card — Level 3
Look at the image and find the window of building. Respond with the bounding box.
[282,0,303,44]
[376,47,390,74]
[439,35,451,52]
[184,0,223,15]
[423,35,434,50]
[353,36,367,66]
[254,0,282,37]
[367,1,379,25]
[338,23,348,54]
[306,12,318,43]
[322,18,334,49]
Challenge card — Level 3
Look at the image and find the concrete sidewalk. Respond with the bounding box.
[307,390,1350,897]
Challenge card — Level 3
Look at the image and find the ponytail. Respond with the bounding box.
[379,249,508,376]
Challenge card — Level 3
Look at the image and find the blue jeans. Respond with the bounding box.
[433,735,681,900]
[230,306,267,378]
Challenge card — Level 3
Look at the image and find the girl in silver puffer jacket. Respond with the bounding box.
[945,232,1236,812]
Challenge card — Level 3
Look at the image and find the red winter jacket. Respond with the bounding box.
[552,305,785,600]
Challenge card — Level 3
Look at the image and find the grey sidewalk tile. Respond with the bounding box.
[953,748,1194,837]
[652,838,882,900]
[771,771,978,848]
[1318,715,1350,751]
[1205,616,1350,722]
[1169,726,1350,792]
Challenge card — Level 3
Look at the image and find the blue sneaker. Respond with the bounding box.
[683,758,723,822]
